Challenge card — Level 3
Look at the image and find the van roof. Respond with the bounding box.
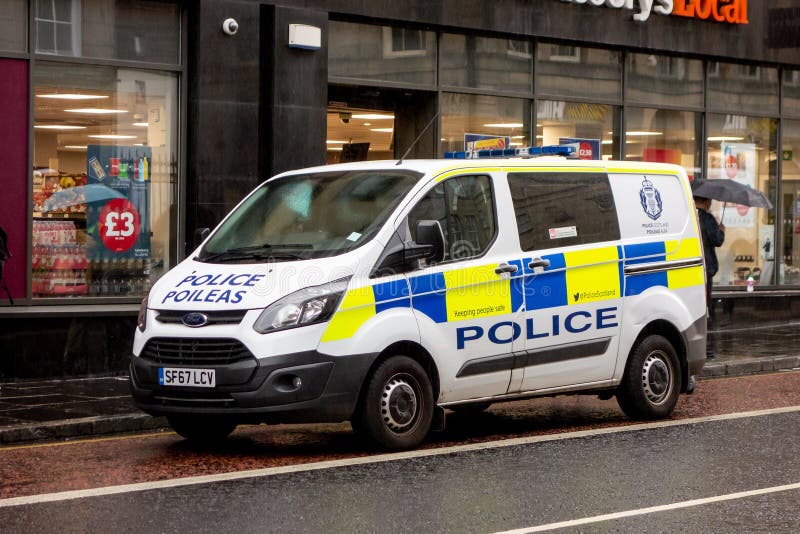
[273,158,688,181]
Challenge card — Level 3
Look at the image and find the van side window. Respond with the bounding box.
[408,174,496,261]
[508,172,620,250]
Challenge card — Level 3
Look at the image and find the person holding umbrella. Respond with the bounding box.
[693,194,725,354]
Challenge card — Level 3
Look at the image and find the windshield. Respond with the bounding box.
[197,170,421,263]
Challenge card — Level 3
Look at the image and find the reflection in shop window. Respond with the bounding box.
[383,27,427,58]
[32,61,178,299]
[35,0,80,56]
[625,107,700,179]
[706,113,777,288]
[708,61,720,78]
[738,64,760,81]
[440,93,531,155]
[548,45,580,63]
[536,100,616,160]
[506,39,532,59]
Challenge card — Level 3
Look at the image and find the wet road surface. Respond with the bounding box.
[1,372,800,532]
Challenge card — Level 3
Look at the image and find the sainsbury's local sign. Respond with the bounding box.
[559,0,748,24]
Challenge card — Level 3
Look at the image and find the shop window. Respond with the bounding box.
[624,107,701,179]
[441,34,532,93]
[536,43,620,102]
[625,53,703,109]
[708,61,779,116]
[779,119,800,285]
[32,61,178,299]
[535,100,617,160]
[708,61,720,78]
[329,21,435,85]
[508,172,619,251]
[35,0,80,56]
[0,0,28,53]
[783,69,800,118]
[440,93,531,154]
[706,113,777,287]
[34,0,180,64]
[408,175,496,261]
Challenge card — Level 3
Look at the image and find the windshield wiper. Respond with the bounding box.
[197,243,312,263]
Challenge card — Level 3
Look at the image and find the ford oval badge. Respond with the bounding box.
[182,312,209,328]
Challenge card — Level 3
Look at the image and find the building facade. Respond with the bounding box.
[1,0,800,380]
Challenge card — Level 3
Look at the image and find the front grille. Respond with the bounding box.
[141,338,254,365]
[154,310,247,326]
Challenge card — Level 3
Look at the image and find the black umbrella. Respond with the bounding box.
[691,178,772,222]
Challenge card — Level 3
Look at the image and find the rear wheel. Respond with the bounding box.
[167,414,237,443]
[617,335,681,420]
[356,356,434,450]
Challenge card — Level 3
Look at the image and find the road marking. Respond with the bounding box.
[493,482,800,533]
[0,405,798,508]
[0,430,173,452]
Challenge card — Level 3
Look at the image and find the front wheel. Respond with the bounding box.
[167,414,237,443]
[616,335,681,420]
[356,356,434,450]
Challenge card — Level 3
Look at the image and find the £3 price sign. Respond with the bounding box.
[99,198,141,252]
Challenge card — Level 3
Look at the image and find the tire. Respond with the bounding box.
[449,402,492,416]
[356,356,434,451]
[616,335,682,420]
[167,414,237,443]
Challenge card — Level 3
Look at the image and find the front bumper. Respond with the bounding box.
[130,341,378,423]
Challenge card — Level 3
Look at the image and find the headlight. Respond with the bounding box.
[253,277,350,334]
[137,296,148,332]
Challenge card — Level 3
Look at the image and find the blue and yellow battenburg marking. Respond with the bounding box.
[320,238,703,342]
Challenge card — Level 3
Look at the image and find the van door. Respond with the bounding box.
[507,170,623,392]
[403,173,522,403]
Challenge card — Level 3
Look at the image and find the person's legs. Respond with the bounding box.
[705,273,715,359]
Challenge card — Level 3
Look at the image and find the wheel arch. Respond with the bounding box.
[353,341,440,418]
[629,319,689,393]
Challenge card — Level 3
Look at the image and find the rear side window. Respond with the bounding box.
[408,174,496,261]
[508,172,620,251]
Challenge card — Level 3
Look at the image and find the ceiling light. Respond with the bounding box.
[62,145,88,150]
[483,123,524,128]
[626,131,663,136]
[351,113,394,120]
[707,136,745,142]
[36,94,108,100]
[510,142,523,147]
[370,128,393,133]
[602,140,613,145]
[89,134,137,140]
[65,108,128,114]
[34,124,86,130]
[328,147,343,151]
[326,140,347,144]
[132,122,149,127]
[363,123,372,126]
[511,135,525,139]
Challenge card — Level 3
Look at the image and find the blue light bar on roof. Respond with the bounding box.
[444,145,577,160]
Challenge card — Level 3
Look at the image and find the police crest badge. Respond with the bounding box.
[639,177,663,220]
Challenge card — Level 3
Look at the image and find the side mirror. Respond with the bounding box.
[414,220,445,264]
[192,227,210,249]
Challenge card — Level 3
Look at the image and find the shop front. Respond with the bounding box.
[2,0,800,381]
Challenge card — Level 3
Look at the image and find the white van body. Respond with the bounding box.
[131,157,707,449]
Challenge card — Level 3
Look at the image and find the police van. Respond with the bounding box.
[131,146,707,450]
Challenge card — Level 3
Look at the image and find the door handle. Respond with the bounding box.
[495,263,519,275]
[528,258,551,269]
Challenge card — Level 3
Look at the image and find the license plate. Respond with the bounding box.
[158,367,216,387]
